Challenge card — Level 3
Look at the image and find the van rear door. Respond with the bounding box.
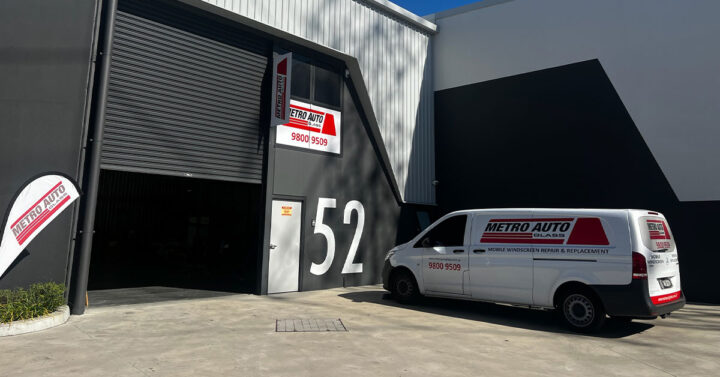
[635,214,682,305]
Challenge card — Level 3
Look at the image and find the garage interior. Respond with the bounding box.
[87,170,262,294]
[83,0,270,302]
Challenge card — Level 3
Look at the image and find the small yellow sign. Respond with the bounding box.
[281,206,293,216]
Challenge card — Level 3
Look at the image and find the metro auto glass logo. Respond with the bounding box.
[276,99,341,154]
[274,57,289,119]
[481,218,609,245]
[647,220,670,240]
[11,181,71,245]
[287,104,337,137]
[0,174,80,278]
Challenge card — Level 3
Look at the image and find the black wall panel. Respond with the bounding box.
[434,59,719,303]
[0,0,98,290]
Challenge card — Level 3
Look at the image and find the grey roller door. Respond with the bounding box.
[102,6,268,183]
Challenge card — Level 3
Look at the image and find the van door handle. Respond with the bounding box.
[453,249,464,254]
[473,249,486,253]
[269,244,277,250]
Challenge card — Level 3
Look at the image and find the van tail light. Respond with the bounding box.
[632,252,648,280]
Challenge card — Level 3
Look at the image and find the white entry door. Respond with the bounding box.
[268,200,302,294]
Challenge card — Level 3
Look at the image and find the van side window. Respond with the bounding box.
[415,215,467,248]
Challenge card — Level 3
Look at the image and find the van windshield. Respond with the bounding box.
[638,216,675,252]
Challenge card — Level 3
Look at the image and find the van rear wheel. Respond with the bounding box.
[391,270,419,304]
[559,290,606,333]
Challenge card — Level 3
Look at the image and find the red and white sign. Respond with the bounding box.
[276,99,341,154]
[481,217,609,245]
[0,174,80,277]
[270,52,292,127]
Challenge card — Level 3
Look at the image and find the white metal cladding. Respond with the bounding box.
[102,8,268,183]
[199,0,436,204]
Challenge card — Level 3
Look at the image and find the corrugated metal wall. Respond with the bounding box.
[102,4,268,183]
[200,0,436,204]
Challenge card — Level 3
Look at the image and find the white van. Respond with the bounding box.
[382,209,685,332]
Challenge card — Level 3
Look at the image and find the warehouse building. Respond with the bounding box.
[1,0,717,315]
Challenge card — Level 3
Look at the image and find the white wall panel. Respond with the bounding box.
[201,0,436,204]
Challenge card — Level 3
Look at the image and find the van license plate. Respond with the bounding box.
[658,278,673,289]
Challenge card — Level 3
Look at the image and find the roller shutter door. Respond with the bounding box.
[101,3,268,183]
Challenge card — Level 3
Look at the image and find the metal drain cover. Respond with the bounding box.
[276,319,347,332]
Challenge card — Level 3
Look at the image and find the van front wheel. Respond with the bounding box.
[391,270,419,304]
[560,290,606,333]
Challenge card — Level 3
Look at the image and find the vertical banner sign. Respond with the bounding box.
[276,100,342,154]
[0,174,80,277]
[270,52,292,127]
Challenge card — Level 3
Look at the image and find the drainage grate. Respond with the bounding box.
[276,319,347,332]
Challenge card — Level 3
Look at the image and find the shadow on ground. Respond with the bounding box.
[339,290,653,338]
[87,286,238,307]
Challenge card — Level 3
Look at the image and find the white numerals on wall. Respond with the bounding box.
[342,200,365,274]
[310,198,365,276]
[310,198,336,276]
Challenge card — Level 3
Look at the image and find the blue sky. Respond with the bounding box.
[391,0,481,16]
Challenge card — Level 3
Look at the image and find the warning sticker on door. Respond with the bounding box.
[281,206,293,216]
[276,100,341,154]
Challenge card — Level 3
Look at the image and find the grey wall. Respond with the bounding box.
[194,0,437,204]
[430,0,720,202]
[434,59,718,302]
[271,81,403,291]
[0,0,99,289]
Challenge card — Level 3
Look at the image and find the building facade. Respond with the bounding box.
[1,0,717,313]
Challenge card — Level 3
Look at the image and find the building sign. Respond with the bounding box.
[276,100,342,154]
[0,174,80,277]
[270,52,292,127]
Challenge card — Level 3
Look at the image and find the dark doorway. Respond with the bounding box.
[88,170,262,294]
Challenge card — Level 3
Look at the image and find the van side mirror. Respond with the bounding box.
[421,237,433,248]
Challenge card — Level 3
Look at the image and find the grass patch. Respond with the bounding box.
[0,282,65,323]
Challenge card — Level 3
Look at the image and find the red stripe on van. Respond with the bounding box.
[479,238,564,244]
[488,218,573,222]
[651,291,681,305]
[567,218,609,245]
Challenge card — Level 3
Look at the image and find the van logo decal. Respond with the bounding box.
[481,217,609,246]
[646,220,670,240]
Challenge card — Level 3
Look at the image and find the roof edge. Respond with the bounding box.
[364,0,437,34]
[427,0,515,21]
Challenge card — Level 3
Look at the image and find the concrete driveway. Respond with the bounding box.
[0,285,718,377]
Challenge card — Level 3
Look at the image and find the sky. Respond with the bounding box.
[391,0,481,16]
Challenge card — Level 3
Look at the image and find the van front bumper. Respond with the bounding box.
[382,259,392,291]
[592,280,685,318]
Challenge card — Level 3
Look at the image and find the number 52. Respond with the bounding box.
[310,198,365,276]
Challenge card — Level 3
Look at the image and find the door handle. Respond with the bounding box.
[473,249,486,253]
[269,244,277,250]
[453,249,464,254]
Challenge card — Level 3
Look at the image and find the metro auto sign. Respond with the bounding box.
[0,174,80,277]
[270,52,292,127]
[276,100,341,154]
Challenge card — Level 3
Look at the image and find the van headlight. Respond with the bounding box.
[384,250,395,261]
